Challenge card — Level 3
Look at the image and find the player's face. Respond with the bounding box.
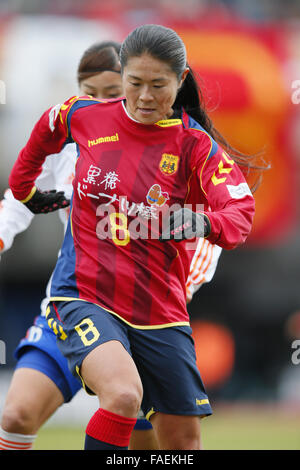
[80,71,123,99]
[122,53,188,125]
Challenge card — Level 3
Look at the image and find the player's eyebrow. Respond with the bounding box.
[83,83,120,91]
[127,74,167,83]
[82,83,96,90]
[103,84,122,90]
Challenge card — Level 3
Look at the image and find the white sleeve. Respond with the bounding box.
[0,156,55,254]
[34,156,55,190]
[51,143,76,198]
[51,143,76,228]
[186,239,222,302]
[0,189,34,253]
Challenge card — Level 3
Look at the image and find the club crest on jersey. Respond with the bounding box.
[146,184,169,207]
[159,153,179,176]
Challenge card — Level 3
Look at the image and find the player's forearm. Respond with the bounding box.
[205,196,255,249]
[0,226,18,253]
[197,145,256,250]
[0,190,35,253]
[9,107,67,202]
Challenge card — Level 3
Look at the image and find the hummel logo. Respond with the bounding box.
[196,398,209,406]
[88,133,119,147]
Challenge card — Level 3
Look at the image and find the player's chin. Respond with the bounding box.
[136,109,160,125]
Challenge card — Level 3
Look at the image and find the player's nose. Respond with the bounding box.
[139,85,154,102]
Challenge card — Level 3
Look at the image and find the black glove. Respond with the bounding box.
[24,188,70,214]
[159,208,211,242]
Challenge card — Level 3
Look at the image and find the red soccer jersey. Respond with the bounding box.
[9,96,255,328]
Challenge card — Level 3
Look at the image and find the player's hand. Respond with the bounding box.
[159,208,211,242]
[24,189,70,214]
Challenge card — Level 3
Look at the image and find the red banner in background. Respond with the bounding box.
[172,25,299,247]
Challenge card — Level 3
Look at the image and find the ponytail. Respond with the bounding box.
[174,65,268,192]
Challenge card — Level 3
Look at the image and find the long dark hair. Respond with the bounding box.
[120,24,268,192]
[77,41,121,84]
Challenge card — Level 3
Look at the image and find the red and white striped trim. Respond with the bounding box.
[0,436,33,450]
[186,239,222,300]
[0,428,36,451]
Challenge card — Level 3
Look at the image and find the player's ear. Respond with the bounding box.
[178,67,189,90]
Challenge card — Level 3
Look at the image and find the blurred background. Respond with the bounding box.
[0,0,300,450]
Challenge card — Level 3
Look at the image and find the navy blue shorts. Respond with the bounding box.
[47,300,212,419]
[14,315,81,403]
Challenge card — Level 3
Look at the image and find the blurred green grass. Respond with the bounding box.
[34,404,300,450]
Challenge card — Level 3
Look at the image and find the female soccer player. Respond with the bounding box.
[0,38,221,451]
[8,24,256,450]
